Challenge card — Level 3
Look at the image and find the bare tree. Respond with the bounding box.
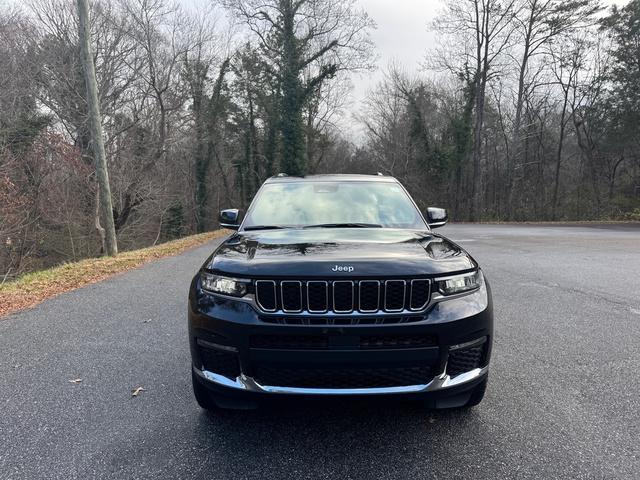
[122,0,190,162]
[303,68,352,173]
[505,0,601,218]
[432,0,518,220]
[548,34,584,219]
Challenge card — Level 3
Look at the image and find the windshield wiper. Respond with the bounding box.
[243,225,291,231]
[303,223,383,229]
[245,223,383,231]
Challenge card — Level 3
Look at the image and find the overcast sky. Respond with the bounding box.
[350,0,440,114]
[345,0,626,138]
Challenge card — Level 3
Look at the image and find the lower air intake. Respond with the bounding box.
[254,365,433,389]
[447,344,485,377]
[199,347,241,379]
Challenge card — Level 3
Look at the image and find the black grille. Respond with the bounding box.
[249,334,437,350]
[255,279,431,314]
[259,315,425,325]
[360,334,437,349]
[384,281,405,311]
[251,335,328,350]
[307,282,328,312]
[255,281,276,311]
[333,281,354,312]
[281,281,302,312]
[255,365,433,389]
[359,281,379,312]
[410,280,430,310]
[448,344,484,377]
[199,347,240,379]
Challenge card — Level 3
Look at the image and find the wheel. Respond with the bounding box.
[463,377,488,408]
[192,369,217,411]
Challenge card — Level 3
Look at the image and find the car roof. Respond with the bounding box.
[264,174,398,184]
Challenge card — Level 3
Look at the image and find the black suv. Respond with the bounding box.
[188,174,493,409]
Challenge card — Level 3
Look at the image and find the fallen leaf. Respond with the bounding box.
[131,386,145,397]
[0,230,227,318]
[69,378,83,384]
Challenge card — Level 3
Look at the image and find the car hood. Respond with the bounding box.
[205,228,476,277]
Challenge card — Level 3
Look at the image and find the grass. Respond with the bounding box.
[0,230,229,318]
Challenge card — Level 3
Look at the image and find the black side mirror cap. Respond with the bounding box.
[426,207,448,229]
[219,209,241,230]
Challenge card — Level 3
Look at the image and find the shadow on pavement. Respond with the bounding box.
[189,399,486,477]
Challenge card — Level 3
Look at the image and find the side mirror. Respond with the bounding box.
[426,207,448,229]
[219,209,241,230]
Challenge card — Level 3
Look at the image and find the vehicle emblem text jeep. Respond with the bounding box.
[332,265,354,272]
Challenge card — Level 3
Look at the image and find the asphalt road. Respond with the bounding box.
[1,224,639,479]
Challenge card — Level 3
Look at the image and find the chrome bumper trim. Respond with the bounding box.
[195,366,488,396]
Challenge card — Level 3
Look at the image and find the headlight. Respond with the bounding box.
[200,272,248,297]
[436,270,481,295]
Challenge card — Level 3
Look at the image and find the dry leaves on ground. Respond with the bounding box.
[0,230,228,318]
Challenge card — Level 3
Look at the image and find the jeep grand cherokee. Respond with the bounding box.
[188,174,493,410]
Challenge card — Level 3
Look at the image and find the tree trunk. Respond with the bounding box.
[470,59,489,221]
[195,59,230,232]
[506,4,536,220]
[551,87,570,220]
[574,119,602,215]
[264,117,277,178]
[77,0,117,256]
[470,95,484,222]
[608,156,624,201]
[193,83,207,231]
[279,1,306,176]
[247,88,258,202]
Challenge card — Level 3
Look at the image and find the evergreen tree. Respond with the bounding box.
[221,0,374,175]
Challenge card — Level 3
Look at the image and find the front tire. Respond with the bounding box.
[192,369,217,411]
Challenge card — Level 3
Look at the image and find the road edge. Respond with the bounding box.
[0,230,229,318]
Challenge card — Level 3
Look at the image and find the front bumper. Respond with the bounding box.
[188,275,493,403]
[194,363,488,396]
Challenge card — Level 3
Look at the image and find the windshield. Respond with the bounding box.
[242,181,427,230]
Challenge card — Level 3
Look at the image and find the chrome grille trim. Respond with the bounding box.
[358,280,380,313]
[253,278,433,315]
[306,281,329,313]
[333,280,354,313]
[255,280,277,312]
[281,280,303,313]
[384,280,406,312]
[409,279,431,311]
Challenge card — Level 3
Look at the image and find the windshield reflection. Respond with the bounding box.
[243,181,426,229]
